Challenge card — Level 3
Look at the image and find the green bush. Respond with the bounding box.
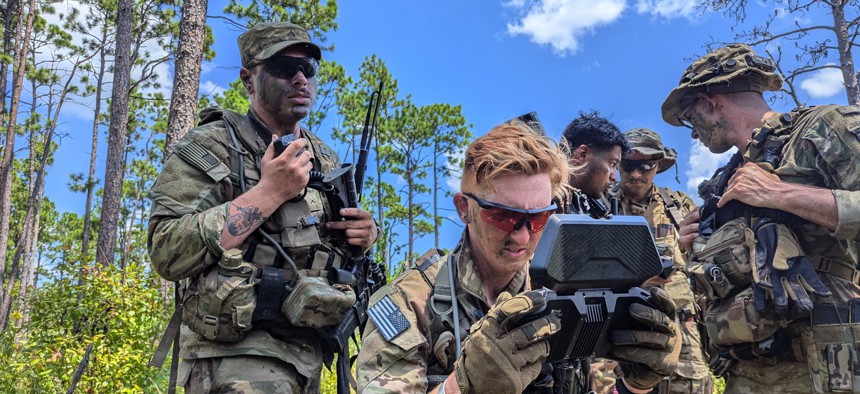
[0,263,173,393]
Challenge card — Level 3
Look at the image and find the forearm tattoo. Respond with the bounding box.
[226,203,268,237]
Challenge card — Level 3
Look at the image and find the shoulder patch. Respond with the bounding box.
[367,295,411,342]
[177,141,220,172]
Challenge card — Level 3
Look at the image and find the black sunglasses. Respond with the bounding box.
[260,56,319,79]
[620,160,658,173]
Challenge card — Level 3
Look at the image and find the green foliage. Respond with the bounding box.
[214,78,250,113]
[714,374,725,393]
[223,0,338,49]
[0,263,172,392]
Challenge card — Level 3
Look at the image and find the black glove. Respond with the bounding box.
[611,286,681,390]
[751,218,831,313]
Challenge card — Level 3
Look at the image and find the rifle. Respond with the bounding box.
[310,81,386,394]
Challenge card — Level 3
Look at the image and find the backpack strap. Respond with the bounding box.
[657,187,686,231]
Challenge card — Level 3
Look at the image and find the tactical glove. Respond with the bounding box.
[453,290,561,394]
[751,218,831,313]
[611,286,682,390]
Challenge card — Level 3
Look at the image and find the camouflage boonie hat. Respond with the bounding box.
[238,22,322,68]
[624,128,676,174]
[661,44,782,126]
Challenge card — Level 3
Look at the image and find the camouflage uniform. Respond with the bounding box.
[617,185,711,394]
[591,128,711,394]
[148,107,342,392]
[662,44,860,393]
[355,234,530,393]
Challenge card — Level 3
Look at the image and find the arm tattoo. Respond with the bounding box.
[226,203,268,237]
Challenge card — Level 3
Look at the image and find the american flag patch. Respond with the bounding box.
[367,295,410,342]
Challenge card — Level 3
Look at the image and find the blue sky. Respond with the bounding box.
[41,0,853,263]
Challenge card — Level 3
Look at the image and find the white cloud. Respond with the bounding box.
[445,148,467,193]
[506,0,626,56]
[800,66,844,99]
[41,0,174,121]
[199,80,226,98]
[684,141,734,203]
[201,61,216,75]
[634,0,696,19]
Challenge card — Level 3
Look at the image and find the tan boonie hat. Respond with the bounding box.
[238,22,322,68]
[661,44,782,126]
[624,128,676,174]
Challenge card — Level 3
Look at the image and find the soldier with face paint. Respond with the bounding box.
[662,44,860,393]
[147,22,377,393]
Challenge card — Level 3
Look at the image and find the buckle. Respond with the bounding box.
[202,315,219,340]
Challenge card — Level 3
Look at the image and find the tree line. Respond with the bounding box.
[1,0,858,391]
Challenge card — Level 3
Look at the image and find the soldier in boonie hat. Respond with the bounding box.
[661,43,782,127]
[623,128,676,174]
[238,21,322,68]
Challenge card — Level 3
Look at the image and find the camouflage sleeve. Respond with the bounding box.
[356,286,431,393]
[677,190,697,214]
[147,125,232,281]
[808,108,860,240]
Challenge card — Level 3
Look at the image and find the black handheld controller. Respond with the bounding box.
[528,214,664,362]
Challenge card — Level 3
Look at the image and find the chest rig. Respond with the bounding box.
[215,110,345,274]
[201,110,356,328]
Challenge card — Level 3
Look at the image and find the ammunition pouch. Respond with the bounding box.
[689,217,756,299]
[704,287,779,347]
[803,301,860,393]
[181,251,258,342]
[283,271,356,329]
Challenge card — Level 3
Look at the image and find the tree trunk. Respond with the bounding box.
[81,25,109,274]
[406,163,414,266]
[164,0,208,158]
[374,136,388,268]
[433,139,439,250]
[96,0,134,267]
[832,2,860,106]
[0,256,19,330]
[0,0,36,324]
[0,0,18,121]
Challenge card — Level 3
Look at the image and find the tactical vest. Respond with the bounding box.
[691,106,860,377]
[176,109,352,341]
[203,109,346,273]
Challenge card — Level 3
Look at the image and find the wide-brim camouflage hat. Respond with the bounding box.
[624,127,676,174]
[661,44,782,126]
[238,22,322,68]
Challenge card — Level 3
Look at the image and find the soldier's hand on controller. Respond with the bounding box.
[260,137,312,203]
[451,290,561,394]
[611,286,682,391]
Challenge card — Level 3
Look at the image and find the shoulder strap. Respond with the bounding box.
[657,187,685,231]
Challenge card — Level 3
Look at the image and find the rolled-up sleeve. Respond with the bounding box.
[832,189,860,241]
